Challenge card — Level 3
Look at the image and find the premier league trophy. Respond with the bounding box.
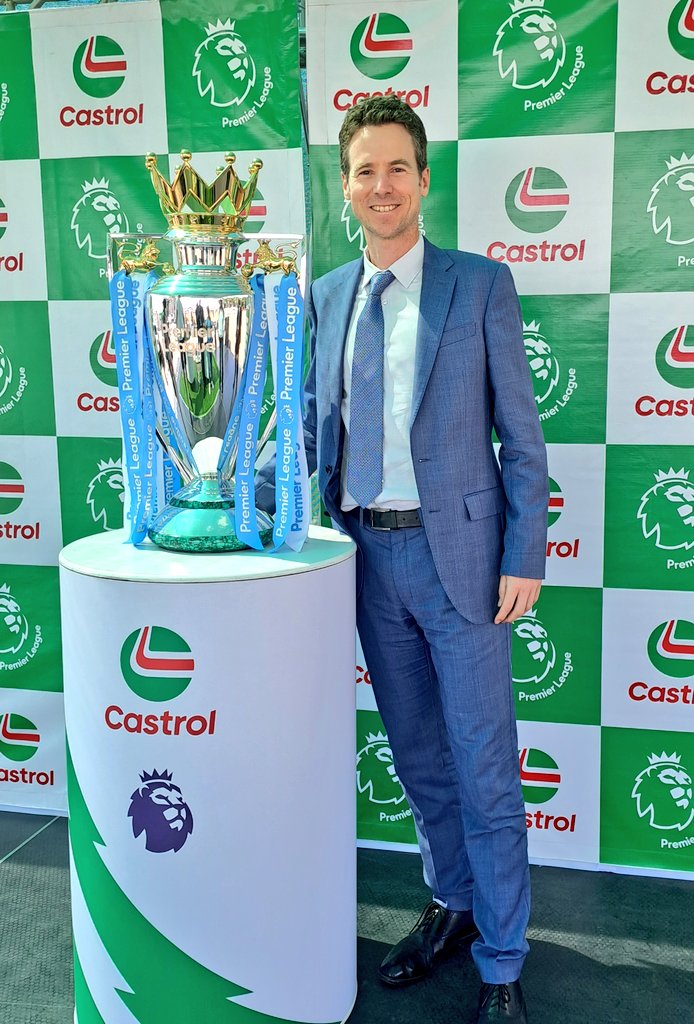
[109,150,307,553]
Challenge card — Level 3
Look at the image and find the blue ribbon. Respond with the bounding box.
[216,292,258,480]
[231,274,269,549]
[272,272,307,551]
[109,269,156,544]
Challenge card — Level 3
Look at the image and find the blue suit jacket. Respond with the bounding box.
[258,238,548,623]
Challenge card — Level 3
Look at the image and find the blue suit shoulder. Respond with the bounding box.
[310,244,509,303]
[311,258,361,301]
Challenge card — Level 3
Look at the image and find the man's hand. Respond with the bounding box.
[494,575,542,624]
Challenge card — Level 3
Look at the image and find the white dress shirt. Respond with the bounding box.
[341,234,424,511]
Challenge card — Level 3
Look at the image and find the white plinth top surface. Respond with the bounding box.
[59,524,356,584]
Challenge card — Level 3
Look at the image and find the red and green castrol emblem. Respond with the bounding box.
[120,626,195,701]
[548,476,563,527]
[0,462,24,516]
[655,325,694,388]
[0,712,40,762]
[647,619,694,679]
[244,187,267,234]
[519,746,561,804]
[669,0,694,61]
[505,167,570,233]
[350,13,413,80]
[72,36,127,99]
[89,330,118,388]
[0,196,7,242]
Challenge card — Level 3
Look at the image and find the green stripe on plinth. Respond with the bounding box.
[67,749,337,1024]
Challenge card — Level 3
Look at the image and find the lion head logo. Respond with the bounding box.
[523,321,560,405]
[637,467,694,552]
[86,457,124,531]
[512,610,556,685]
[341,200,366,253]
[192,19,256,109]
[493,0,566,91]
[356,731,407,806]
[128,770,194,853]
[632,752,694,832]
[70,178,129,261]
[0,584,29,656]
[340,202,425,252]
[647,154,694,246]
[0,343,12,402]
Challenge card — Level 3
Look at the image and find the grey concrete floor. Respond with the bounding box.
[1,813,693,1023]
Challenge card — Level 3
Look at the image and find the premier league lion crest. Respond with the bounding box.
[71,178,129,261]
[356,731,407,806]
[128,770,194,853]
[86,457,125,531]
[632,752,694,832]
[493,0,566,91]
[341,200,366,253]
[0,343,12,402]
[193,19,256,108]
[0,583,28,656]
[512,610,556,685]
[637,468,694,552]
[523,321,560,406]
[648,155,694,246]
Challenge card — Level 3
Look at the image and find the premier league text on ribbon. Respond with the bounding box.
[274,280,301,542]
[236,279,269,540]
[110,269,157,543]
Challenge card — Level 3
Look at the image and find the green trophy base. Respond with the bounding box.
[147,476,274,553]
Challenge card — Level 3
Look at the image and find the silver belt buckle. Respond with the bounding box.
[367,509,393,531]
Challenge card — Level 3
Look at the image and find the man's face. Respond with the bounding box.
[341,123,430,249]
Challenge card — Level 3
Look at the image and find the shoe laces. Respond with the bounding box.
[481,983,511,1013]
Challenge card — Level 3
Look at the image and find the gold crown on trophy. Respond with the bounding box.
[145,150,263,232]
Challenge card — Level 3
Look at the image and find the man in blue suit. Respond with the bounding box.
[260,95,547,1023]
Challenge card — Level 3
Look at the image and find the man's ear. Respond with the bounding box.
[341,173,351,201]
[420,166,431,198]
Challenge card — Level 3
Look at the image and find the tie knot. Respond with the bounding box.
[369,270,395,299]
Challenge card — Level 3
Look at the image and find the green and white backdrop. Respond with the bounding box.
[308,0,694,878]
[2,0,694,880]
[0,0,305,818]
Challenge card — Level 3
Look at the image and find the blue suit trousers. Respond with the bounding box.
[348,514,530,983]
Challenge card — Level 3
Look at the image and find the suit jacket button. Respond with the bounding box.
[325,464,333,474]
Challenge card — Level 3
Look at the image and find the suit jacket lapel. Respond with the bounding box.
[410,240,455,426]
[320,258,362,454]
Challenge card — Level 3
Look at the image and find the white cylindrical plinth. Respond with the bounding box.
[59,526,357,1024]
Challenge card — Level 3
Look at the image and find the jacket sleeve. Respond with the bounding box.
[254,281,318,516]
[484,262,548,579]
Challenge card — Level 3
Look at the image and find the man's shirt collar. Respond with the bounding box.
[361,233,424,291]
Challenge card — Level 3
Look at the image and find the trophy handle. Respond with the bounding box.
[154,422,195,484]
[217,405,276,485]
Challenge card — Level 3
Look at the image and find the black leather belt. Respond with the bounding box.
[353,507,422,530]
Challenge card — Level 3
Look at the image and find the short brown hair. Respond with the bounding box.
[338,95,428,177]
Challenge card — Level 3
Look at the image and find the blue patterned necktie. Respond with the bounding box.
[346,269,395,507]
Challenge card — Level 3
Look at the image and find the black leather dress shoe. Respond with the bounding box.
[378,901,479,986]
[477,981,528,1023]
